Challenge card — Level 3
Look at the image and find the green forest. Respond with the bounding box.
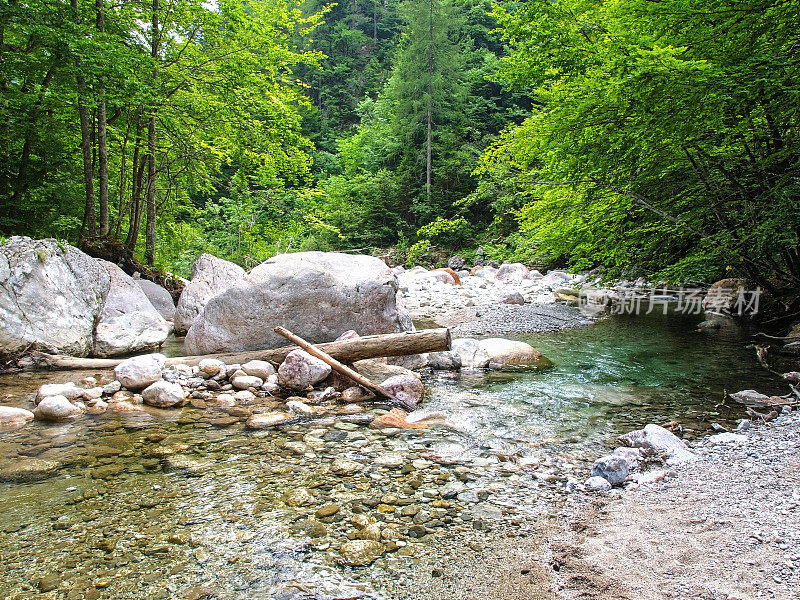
[1,0,798,296]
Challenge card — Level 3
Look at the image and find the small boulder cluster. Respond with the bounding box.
[20,345,434,430]
[581,424,696,492]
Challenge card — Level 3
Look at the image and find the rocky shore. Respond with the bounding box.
[395,264,595,334]
[551,412,800,600]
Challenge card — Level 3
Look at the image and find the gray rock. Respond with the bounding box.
[448,256,465,271]
[353,358,417,382]
[278,350,332,390]
[427,351,462,371]
[36,382,85,403]
[114,354,166,390]
[246,411,294,429]
[184,252,412,354]
[102,380,121,395]
[285,399,314,416]
[584,476,612,492]
[499,292,525,305]
[0,458,61,483]
[496,263,530,282]
[330,457,362,476]
[174,253,245,335]
[198,358,225,377]
[590,455,629,486]
[478,338,550,368]
[234,390,256,404]
[451,338,491,369]
[707,432,748,444]
[380,374,425,410]
[386,353,429,370]
[93,260,170,357]
[0,406,35,429]
[702,278,750,316]
[612,447,643,470]
[33,395,84,421]
[141,380,185,408]
[231,375,263,390]
[0,237,109,356]
[241,360,275,379]
[136,279,176,322]
[619,423,688,456]
[729,389,772,408]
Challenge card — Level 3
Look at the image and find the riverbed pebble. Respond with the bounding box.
[33,395,84,421]
[115,353,166,390]
[141,380,186,408]
[584,476,612,492]
[590,455,629,486]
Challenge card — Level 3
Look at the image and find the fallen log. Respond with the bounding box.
[15,328,451,372]
[274,326,412,410]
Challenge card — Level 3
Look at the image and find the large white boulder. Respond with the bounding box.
[184,252,412,354]
[174,253,245,335]
[114,353,166,390]
[136,279,176,322]
[93,261,170,357]
[0,237,109,356]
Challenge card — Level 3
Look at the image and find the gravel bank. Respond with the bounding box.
[436,303,593,336]
[551,414,800,600]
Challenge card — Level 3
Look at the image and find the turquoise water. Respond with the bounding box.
[419,310,788,455]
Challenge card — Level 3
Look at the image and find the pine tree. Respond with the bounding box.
[383,0,469,221]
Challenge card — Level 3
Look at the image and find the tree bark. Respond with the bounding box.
[426,0,433,205]
[145,0,159,266]
[72,0,96,240]
[274,326,408,408]
[18,328,452,372]
[125,117,145,250]
[96,0,109,236]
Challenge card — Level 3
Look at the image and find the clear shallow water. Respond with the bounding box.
[0,310,790,599]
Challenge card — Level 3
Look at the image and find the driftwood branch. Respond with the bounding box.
[274,326,411,410]
[13,328,451,373]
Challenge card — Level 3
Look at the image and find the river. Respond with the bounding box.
[0,309,787,599]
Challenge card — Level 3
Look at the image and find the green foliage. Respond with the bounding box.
[482,0,800,290]
[406,240,433,267]
[1,0,325,268]
[416,216,471,249]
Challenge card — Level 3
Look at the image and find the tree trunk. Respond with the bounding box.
[11,63,57,205]
[426,0,433,205]
[113,116,131,238]
[96,0,109,237]
[125,117,145,250]
[274,326,410,408]
[72,0,96,240]
[16,328,453,372]
[145,0,159,266]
